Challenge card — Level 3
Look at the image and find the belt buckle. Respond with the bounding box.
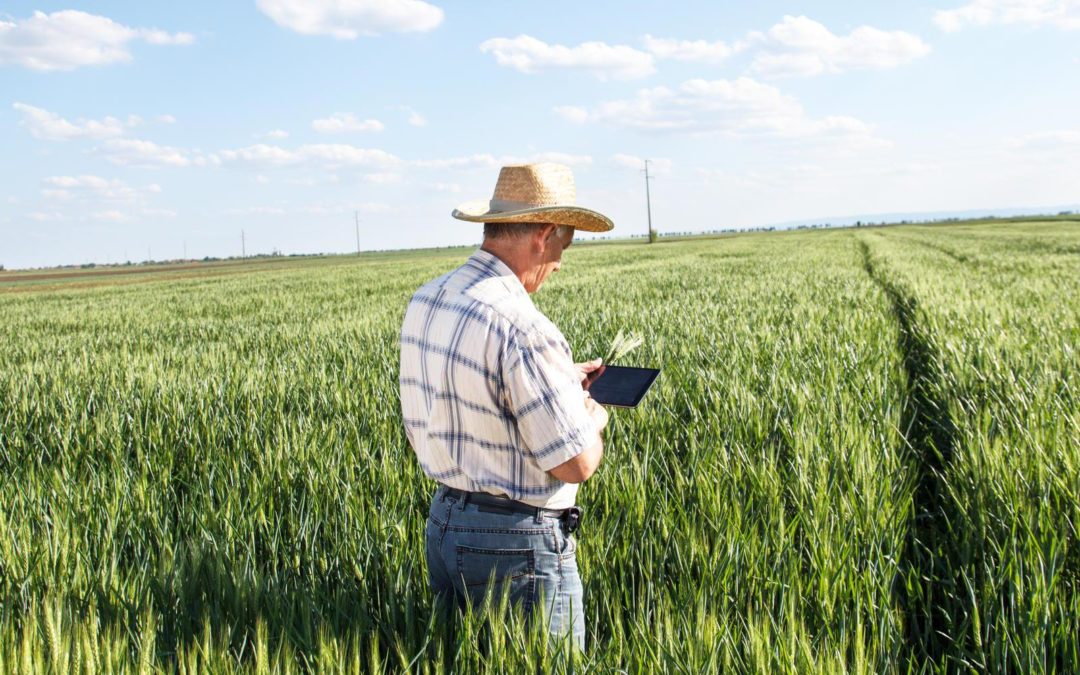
[563,506,582,534]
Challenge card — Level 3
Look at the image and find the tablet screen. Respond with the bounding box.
[584,365,660,408]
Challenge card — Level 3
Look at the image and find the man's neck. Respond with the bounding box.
[480,241,532,290]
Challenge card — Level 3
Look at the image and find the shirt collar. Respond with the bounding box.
[468,248,529,298]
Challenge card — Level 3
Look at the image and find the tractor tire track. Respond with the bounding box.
[857,236,966,671]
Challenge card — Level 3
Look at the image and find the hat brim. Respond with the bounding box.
[452,200,613,233]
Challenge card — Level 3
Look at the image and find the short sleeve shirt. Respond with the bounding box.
[399,249,596,509]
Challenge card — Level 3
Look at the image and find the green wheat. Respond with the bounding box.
[0,220,1077,673]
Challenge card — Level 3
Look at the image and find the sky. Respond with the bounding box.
[1,0,1078,269]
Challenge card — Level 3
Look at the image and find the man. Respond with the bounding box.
[398,162,614,650]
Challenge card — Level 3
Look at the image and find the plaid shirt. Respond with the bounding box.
[399,248,596,509]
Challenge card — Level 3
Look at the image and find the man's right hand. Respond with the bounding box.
[584,394,609,431]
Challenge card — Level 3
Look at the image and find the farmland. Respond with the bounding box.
[0,220,1077,673]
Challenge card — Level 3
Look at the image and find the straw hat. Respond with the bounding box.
[452,163,614,232]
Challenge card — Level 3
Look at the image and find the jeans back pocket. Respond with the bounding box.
[455,545,537,613]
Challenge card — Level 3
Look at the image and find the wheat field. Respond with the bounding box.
[1,220,1077,673]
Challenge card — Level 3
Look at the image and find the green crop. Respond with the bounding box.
[0,221,1077,673]
[602,329,643,365]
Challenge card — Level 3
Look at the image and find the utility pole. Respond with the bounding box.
[354,211,361,256]
[147,245,152,263]
[241,230,246,258]
[183,240,187,260]
[644,159,656,243]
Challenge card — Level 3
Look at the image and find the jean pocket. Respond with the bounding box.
[455,545,537,613]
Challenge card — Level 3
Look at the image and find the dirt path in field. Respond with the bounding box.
[857,235,966,669]
[0,267,258,294]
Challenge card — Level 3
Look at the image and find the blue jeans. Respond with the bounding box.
[425,486,586,650]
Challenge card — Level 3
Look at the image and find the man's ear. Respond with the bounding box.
[533,223,558,252]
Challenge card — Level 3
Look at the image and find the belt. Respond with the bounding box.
[439,486,583,534]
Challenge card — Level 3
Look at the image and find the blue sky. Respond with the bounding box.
[2,0,1078,269]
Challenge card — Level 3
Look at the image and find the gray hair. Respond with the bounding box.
[483,222,573,241]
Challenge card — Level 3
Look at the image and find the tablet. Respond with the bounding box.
[584,365,660,408]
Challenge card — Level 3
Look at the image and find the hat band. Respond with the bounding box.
[488,198,554,212]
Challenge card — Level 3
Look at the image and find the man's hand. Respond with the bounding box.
[584,394,609,431]
[576,357,603,387]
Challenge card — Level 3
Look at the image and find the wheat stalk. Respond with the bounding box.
[603,329,644,365]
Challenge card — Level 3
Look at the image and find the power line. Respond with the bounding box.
[644,159,655,243]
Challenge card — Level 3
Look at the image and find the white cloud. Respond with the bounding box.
[300,201,391,215]
[748,16,931,77]
[1022,130,1080,144]
[140,30,195,46]
[361,172,402,184]
[214,143,401,169]
[27,211,63,222]
[91,210,128,222]
[878,162,944,177]
[356,202,391,213]
[557,77,886,149]
[398,106,428,127]
[215,144,296,167]
[36,176,163,228]
[256,0,443,38]
[223,206,287,216]
[612,154,673,173]
[140,208,177,218]
[42,175,141,201]
[529,152,593,166]
[696,164,828,190]
[100,138,199,167]
[479,35,655,80]
[643,34,733,64]
[412,153,501,169]
[555,106,590,125]
[412,152,592,169]
[13,104,180,146]
[13,102,127,141]
[1007,130,1080,156]
[266,129,290,139]
[0,10,193,71]
[936,0,1080,31]
[312,112,385,134]
[286,174,341,186]
[290,144,399,167]
[1010,129,1080,145]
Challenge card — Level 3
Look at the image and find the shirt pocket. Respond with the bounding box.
[454,545,537,614]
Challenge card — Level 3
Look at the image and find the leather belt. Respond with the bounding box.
[439,486,583,534]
